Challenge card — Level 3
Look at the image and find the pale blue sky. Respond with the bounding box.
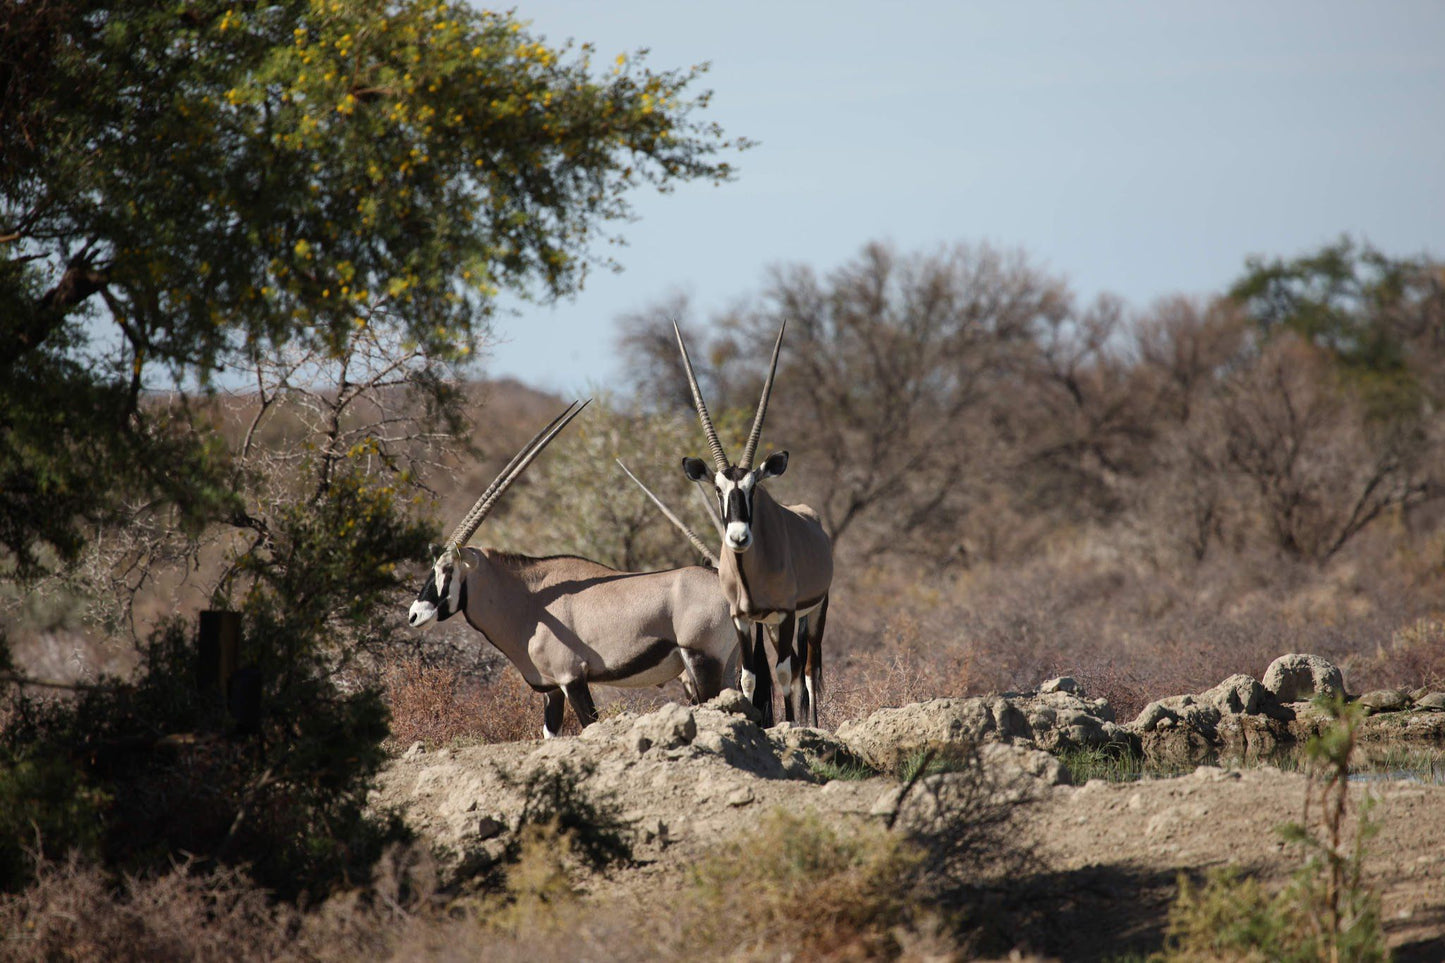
[485,1,1445,392]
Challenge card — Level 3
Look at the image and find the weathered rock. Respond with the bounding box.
[836,698,996,771]
[979,741,1069,787]
[1213,712,1296,761]
[1415,692,1445,712]
[1132,693,1221,735]
[1200,674,1268,715]
[836,692,1134,771]
[1358,689,1412,714]
[1262,654,1345,703]
[1039,676,1082,696]
[768,724,871,779]
[1129,671,1299,765]
[704,688,762,724]
[475,815,506,841]
[631,703,697,752]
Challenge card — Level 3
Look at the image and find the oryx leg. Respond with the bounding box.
[774,611,799,725]
[542,688,566,740]
[736,618,775,726]
[680,649,728,704]
[795,614,811,726]
[801,596,828,728]
[560,679,598,729]
[734,618,757,700]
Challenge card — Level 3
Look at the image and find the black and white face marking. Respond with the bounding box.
[717,467,756,551]
[683,451,789,554]
[408,550,467,626]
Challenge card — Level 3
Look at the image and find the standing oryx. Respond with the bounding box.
[407,400,738,738]
[672,320,834,726]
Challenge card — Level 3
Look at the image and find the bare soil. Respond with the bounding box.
[1016,767,1445,961]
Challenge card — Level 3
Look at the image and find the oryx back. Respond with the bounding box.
[462,550,732,692]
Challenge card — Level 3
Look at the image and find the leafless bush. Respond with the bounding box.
[383,658,492,748]
[0,856,294,963]
[828,649,975,724]
[1219,334,1433,561]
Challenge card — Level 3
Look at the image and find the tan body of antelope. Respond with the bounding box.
[408,402,738,737]
[673,321,834,726]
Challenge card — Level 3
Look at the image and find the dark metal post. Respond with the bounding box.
[196,610,241,695]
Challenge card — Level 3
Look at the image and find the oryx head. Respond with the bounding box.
[408,400,589,627]
[408,543,472,626]
[674,320,787,555]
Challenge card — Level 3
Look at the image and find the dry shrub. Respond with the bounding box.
[383,658,489,747]
[384,659,544,746]
[829,649,975,725]
[0,856,294,963]
[382,653,703,748]
[1362,617,1445,692]
[677,809,927,960]
[0,847,460,963]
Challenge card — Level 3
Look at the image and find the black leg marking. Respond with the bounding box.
[805,595,828,727]
[561,679,598,729]
[775,611,798,724]
[796,614,812,725]
[543,688,566,738]
[752,623,774,727]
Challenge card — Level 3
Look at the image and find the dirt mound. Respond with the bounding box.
[372,690,1064,877]
[372,669,1445,958]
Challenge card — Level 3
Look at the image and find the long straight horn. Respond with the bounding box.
[691,479,726,539]
[673,320,728,472]
[445,400,580,547]
[616,460,718,567]
[739,320,786,469]
[446,400,589,548]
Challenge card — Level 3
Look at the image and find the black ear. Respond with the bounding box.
[682,456,710,482]
[760,450,789,479]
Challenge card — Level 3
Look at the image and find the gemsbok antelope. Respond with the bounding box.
[672,321,834,726]
[407,401,739,738]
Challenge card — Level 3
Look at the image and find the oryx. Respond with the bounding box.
[408,401,738,738]
[672,321,834,726]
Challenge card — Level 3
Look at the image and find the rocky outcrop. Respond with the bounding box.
[372,662,1445,886]
[1130,673,1298,764]
[1262,653,1345,702]
[835,680,1136,772]
[1126,657,1445,763]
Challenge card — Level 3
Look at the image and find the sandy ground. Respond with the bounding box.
[1015,767,1445,960]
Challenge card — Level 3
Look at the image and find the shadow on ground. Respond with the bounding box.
[1390,905,1445,963]
[942,864,1182,961]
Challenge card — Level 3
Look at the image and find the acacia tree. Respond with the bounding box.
[0,0,743,895]
[1,0,744,575]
